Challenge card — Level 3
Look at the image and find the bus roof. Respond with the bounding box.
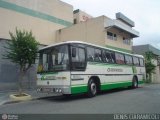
[39,41,144,58]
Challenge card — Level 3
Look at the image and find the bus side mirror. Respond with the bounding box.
[72,48,76,57]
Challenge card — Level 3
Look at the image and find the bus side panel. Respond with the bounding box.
[135,66,146,84]
[70,62,136,94]
[70,71,88,94]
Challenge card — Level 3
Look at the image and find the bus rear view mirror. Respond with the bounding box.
[72,48,76,57]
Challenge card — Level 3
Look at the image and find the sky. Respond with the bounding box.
[61,0,160,49]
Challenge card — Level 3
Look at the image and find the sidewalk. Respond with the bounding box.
[0,90,58,105]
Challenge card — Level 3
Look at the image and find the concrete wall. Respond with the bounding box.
[74,9,93,23]
[0,39,45,91]
[0,0,73,45]
[56,16,105,46]
[152,59,160,83]
[3,0,73,22]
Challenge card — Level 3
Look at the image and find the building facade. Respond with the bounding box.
[0,0,73,45]
[56,12,139,53]
[0,0,73,91]
[73,9,93,24]
[0,0,140,91]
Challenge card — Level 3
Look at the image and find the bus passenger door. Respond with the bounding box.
[70,46,87,94]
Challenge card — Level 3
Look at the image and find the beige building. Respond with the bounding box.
[0,0,141,91]
[0,0,139,52]
[0,0,73,45]
[56,12,139,53]
[73,9,93,24]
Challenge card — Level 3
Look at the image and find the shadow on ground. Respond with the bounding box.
[38,86,143,102]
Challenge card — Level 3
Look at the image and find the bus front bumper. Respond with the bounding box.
[37,86,71,94]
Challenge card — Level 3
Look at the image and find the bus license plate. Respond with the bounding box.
[43,88,52,92]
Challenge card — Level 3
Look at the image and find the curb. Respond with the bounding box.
[10,94,32,101]
[1,95,60,105]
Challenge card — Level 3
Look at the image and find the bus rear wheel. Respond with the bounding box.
[132,77,138,89]
[87,79,97,97]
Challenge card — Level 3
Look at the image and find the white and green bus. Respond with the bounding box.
[37,41,146,97]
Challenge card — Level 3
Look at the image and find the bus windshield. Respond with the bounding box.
[38,45,69,73]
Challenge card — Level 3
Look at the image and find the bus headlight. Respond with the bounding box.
[55,88,59,93]
[59,88,62,93]
[37,88,40,92]
[55,88,62,93]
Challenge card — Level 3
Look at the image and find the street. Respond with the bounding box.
[0,84,160,114]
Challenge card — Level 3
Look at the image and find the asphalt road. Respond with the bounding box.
[0,84,160,114]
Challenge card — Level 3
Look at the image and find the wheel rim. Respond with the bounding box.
[91,82,97,95]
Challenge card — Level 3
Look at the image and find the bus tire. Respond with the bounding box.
[63,94,71,98]
[132,77,138,89]
[87,79,97,97]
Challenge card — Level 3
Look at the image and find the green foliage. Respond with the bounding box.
[145,62,156,74]
[144,51,156,83]
[4,28,39,94]
[145,51,155,63]
[4,28,39,72]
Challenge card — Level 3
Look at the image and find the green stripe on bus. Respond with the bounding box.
[138,80,144,84]
[71,85,88,94]
[39,72,58,75]
[0,0,73,26]
[71,80,144,94]
[101,81,132,90]
[88,62,132,67]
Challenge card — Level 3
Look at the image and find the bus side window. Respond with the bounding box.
[110,52,116,63]
[102,50,108,62]
[106,51,112,63]
[42,53,49,71]
[115,53,125,64]
[133,57,140,66]
[125,55,133,65]
[87,47,95,61]
[71,47,86,70]
[139,58,144,66]
[94,49,102,62]
[102,50,115,63]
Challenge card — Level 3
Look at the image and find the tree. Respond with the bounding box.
[144,51,156,83]
[4,28,39,95]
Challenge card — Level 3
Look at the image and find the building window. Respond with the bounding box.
[107,32,117,41]
[139,58,144,66]
[113,34,117,40]
[74,19,77,24]
[123,37,130,45]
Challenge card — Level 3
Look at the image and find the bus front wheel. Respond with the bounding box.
[87,79,97,97]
